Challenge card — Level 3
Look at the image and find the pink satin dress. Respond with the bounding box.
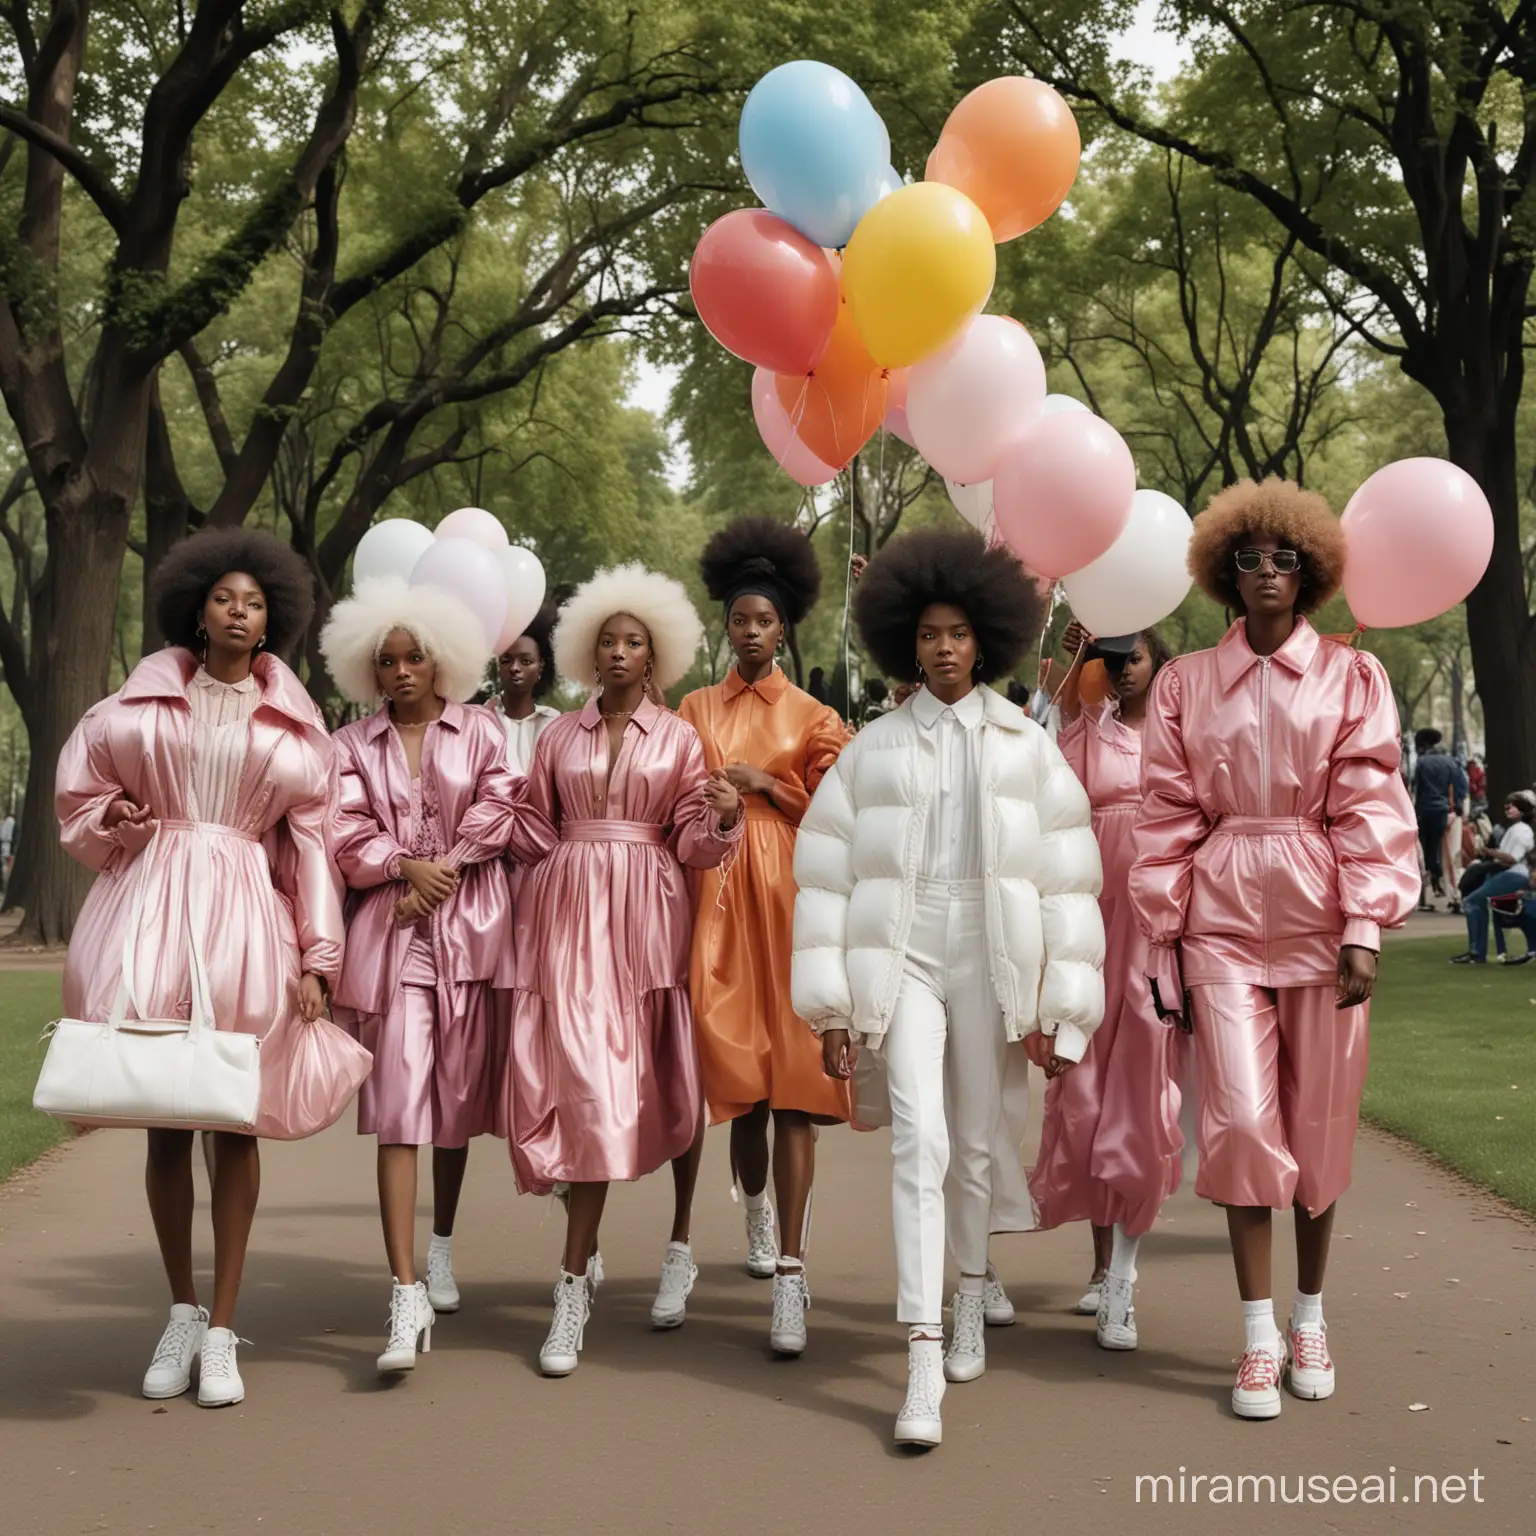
[1130,620,1419,1214]
[331,702,554,1148]
[504,695,743,1193]
[1030,700,1187,1236]
[57,649,354,1139]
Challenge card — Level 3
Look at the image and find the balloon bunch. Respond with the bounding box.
[351,508,548,655]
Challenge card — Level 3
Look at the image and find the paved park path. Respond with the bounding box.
[2,1063,1532,1534]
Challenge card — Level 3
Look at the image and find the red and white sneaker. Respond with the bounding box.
[1286,1321,1335,1400]
[1232,1340,1285,1420]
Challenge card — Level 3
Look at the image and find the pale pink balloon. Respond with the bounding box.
[884,367,915,446]
[750,367,841,487]
[1341,458,1494,628]
[493,544,548,652]
[992,411,1136,578]
[435,505,509,551]
[906,314,1047,484]
[411,536,506,651]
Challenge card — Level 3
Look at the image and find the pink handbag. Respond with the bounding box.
[252,1001,371,1140]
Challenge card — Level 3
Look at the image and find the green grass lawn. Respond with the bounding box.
[1367,937,1536,1216]
[0,971,68,1183]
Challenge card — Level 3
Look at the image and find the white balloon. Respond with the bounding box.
[907,315,1047,484]
[1042,393,1089,416]
[435,506,509,551]
[493,545,548,653]
[353,519,435,586]
[945,477,994,536]
[1062,489,1192,636]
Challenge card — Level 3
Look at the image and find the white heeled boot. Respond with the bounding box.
[377,1279,434,1375]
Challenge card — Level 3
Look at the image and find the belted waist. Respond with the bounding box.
[1214,816,1326,836]
[157,818,261,843]
[559,818,666,846]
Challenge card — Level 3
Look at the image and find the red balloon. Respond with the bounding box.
[775,301,889,469]
[690,210,840,375]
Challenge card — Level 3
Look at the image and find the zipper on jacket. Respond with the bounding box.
[1258,656,1272,974]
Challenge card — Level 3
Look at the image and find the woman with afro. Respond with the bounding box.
[56,528,360,1408]
[491,604,562,775]
[1129,478,1418,1421]
[671,516,850,1358]
[792,528,1106,1450]
[504,565,743,1376]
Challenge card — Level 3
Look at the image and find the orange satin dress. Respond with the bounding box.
[678,666,852,1125]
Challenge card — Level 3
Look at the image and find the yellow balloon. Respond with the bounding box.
[842,182,996,370]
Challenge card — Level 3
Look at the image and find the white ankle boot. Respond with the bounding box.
[1096,1273,1139,1351]
[744,1200,778,1279]
[895,1336,946,1448]
[142,1303,208,1400]
[769,1266,809,1356]
[377,1279,433,1375]
[540,1271,591,1376]
[944,1290,987,1382]
[425,1236,459,1313]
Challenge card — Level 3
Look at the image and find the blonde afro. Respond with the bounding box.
[553,563,704,691]
[1187,477,1347,614]
[319,576,492,705]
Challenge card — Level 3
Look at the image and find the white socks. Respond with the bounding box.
[1243,1298,1282,1350]
[1109,1226,1140,1283]
[742,1187,769,1213]
[429,1232,452,1258]
[667,1239,691,1258]
[1291,1290,1324,1330]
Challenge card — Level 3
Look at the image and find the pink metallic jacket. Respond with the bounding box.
[1129,619,1419,1003]
[330,702,555,1014]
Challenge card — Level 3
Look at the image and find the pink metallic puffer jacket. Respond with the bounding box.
[1129,619,1419,1004]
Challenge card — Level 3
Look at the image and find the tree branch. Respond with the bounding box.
[0,102,128,232]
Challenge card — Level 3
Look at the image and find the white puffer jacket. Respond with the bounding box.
[791,685,1105,1060]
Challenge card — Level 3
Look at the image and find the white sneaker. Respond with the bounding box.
[895,1338,946,1448]
[425,1241,459,1314]
[377,1279,434,1375]
[769,1268,809,1356]
[196,1327,245,1408]
[540,1272,591,1376]
[745,1200,778,1279]
[944,1290,987,1383]
[1286,1321,1335,1400]
[1232,1339,1286,1420]
[142,1303,208,1399]
[649,1242,697,1330]
[1075,1274,1104,1315]
[1096,1273,1139,1351]
[983,1266,1015,1327]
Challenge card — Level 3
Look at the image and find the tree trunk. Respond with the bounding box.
[1450,653,1465,760]
[1448,416,1536,808]
[5,504,130,945]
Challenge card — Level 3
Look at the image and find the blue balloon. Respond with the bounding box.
[739,61,891,250]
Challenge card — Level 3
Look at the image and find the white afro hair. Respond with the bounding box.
[319,576,492,705]
[553,563,704,692]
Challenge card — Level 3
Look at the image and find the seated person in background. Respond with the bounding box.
[1451,790,1536,966]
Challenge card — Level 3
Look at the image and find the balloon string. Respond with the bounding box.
[1048,621,1086,711]
[770,376,813,481]
[842,455,856,720]
[1036,582,1061,698]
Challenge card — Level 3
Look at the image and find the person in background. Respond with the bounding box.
[0,809,13,888]
[806,667,830,707]
[492,606,561,775]
[1466,755,1487,815]
[1450,790,1536,965]
[1411,728,1467,908]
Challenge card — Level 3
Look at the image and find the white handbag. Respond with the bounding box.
[34,828,262,1131]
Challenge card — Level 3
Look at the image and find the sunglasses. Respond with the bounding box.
[1234,547,1301,574]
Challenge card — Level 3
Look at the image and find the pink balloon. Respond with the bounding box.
[691,211,840,375]
[750,367,841,487]
[1341,458,1494,628]
[410,536,506,651]
[906,314,1047,483]
[883,367,915,446]
[993,412,1136,579]
[435,506,508,551]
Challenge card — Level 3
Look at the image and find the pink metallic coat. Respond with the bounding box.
[1130,619,1419,1002]
[505,696,742,1191]
[1031,700,1187,1236]
[329,702,555,1015]
[59,648,344,1042]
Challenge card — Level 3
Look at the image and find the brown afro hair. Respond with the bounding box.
[855,527,1045,684]
[151,527,315,655]
[1187,477,1346,615]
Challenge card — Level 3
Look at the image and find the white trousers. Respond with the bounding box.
[883,880,1027,1324]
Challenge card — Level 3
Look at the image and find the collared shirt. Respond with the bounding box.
[187,667,259,825]
[910,684,985,880]
[1412,749,1468,817]
[491,699,561,776]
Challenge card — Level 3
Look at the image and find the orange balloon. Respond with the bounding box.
[775,300,889,468]
[925,77,1081,242]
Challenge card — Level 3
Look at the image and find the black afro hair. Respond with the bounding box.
[151,527,315,655]
[855,527,1045,685]
[518,603,559,699]
[698,515,821,628]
